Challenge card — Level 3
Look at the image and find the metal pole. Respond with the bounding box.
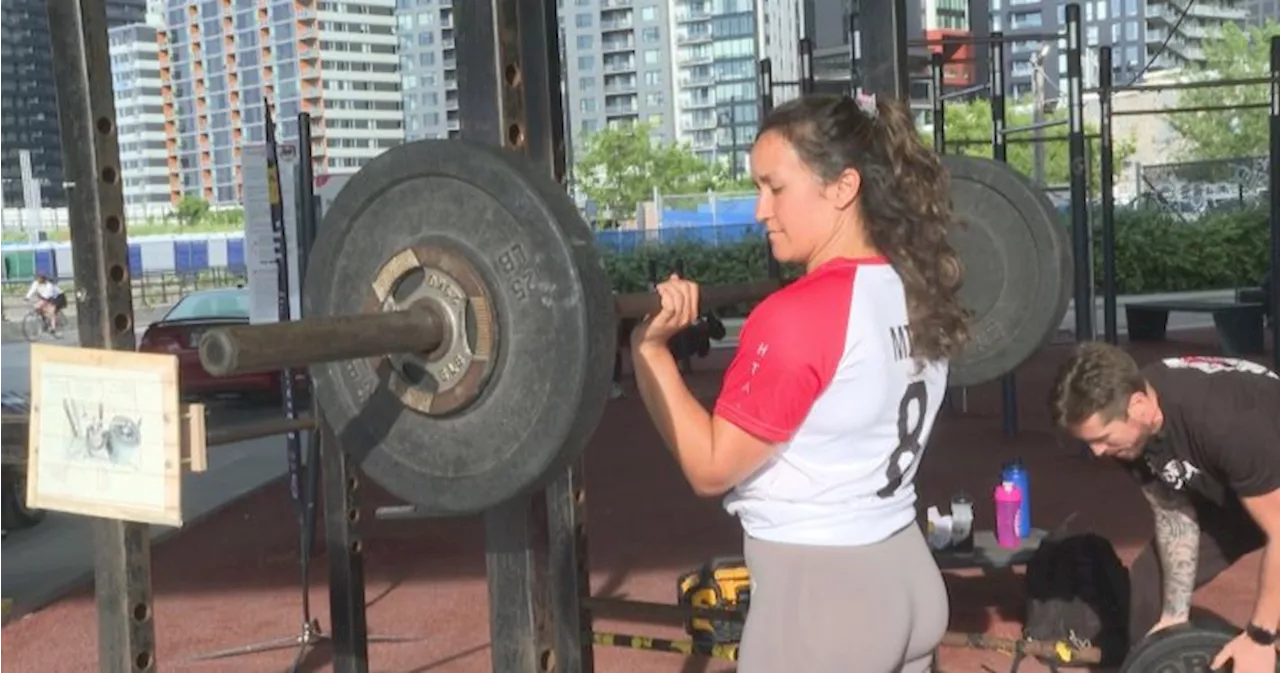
[990,35,1007,164]
[1270,36,1279,372]
[859,0,908,97]
[45,0,156,670]
[848,0,861,92]
[989,34,1018,438]
[800,37,815,94]
[1031,50,1047,186]
[931,53,946,153]
[455,1,576,671]
[1066,3,1093,342]
[1098,47,1118,345]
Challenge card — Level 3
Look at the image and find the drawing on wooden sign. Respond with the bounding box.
[25,344,185,527]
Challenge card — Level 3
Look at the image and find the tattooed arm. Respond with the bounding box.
[1141,482,1200,628]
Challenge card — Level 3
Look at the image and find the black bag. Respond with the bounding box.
[1017,529,1131,671]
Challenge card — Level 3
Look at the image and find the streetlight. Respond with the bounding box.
[1028,42,1052,186]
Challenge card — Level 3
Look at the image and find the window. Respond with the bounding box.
[1125,20,1137,40]
[579,76,595,89]
[644,71,660,85]
[575,13,591,27]
[580,97,596,112]
[578,55,594,70]
[578,35,592,49]
[644,49,659,64]
[643,27,660,43]
[641,6,655,21]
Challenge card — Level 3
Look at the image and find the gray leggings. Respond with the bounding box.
[739,523,949,673]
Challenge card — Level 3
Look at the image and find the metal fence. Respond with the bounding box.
[1135,155,1270,217]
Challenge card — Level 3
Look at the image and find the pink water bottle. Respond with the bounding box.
[994,481,1023,549]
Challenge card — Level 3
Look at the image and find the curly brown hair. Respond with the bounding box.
[757,93,971,363]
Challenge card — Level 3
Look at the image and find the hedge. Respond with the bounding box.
[600,205,1272,314]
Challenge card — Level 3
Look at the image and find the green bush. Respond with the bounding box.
[599,205,1272,310]
[1089,205,1270,295]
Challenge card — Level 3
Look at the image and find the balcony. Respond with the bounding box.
[603,59,635,73]
[600,18,633,32]
[602,38,635,53]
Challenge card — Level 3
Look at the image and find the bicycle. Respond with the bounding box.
[22,303,64,342]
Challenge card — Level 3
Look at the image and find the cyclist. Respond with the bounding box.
[25,274,67,334]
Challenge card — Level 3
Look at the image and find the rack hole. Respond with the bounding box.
[105,214,122,233]
[110,265,126,283]
[132,602,151,622]
[114,313,132,333]
[507,123,524,148]
[96,117,114,135]
[101,166,118,184]
[134,651,153,670]
[504,62,521,87]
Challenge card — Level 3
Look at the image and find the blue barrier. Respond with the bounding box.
[2,222,768,282]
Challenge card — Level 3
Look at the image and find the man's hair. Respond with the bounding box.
[1048,341,1147,430]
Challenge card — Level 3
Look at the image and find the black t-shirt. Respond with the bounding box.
[1130,356,1280,508]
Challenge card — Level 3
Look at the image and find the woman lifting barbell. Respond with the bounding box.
[629,91,970,673]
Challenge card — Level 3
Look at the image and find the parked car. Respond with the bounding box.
[2,392,45,534]
[138,286,309,404]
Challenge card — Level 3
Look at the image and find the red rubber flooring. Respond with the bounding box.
[2,329,1269,673]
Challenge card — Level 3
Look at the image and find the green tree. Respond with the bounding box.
[926,97,1135,195]
[1167,20,1280,161]
[176,195,210,226]
[575,121,738,225]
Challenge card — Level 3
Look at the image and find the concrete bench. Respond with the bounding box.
[1125,300,1267,356]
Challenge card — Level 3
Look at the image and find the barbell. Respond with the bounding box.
[1119,617,1280,672]
[198,138,1072,516]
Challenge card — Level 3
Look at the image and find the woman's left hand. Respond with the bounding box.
[631,274,700,352]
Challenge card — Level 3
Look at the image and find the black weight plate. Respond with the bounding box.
[943,155,1071,388]
[304,139,617,516]
[1121,618,1278,673]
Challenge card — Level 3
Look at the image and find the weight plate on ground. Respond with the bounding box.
[304,138,617,516]
[1120,618,1279,672]
[944,155,1071,388]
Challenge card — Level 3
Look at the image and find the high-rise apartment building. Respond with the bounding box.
[110,23,172,214]
[563,0,678,148]
[1242,0,1278,24]
[993,0,1249,99]
[671,0,803,173]
[1,0,146,210]
[397,0,458,141]
[159,0,402,206]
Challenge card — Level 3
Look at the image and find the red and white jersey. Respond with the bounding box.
[714,256,949,546]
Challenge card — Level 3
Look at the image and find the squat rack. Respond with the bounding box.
[40,1,1144,673]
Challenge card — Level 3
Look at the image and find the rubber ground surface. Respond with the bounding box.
[1,328,1268,673]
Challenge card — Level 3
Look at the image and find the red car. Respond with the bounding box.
[138,287,309,404]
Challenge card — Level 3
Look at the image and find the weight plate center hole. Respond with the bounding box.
[386,263,478,398]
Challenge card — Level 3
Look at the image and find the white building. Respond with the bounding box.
[109,23,172,217]
[316,0,404,172]
[160,0,402,205]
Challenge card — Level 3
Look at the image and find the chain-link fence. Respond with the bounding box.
[1135,155,1270,218]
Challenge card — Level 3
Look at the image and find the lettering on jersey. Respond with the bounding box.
[739,341,771,395]
[1163,356,1279,380]
[889,324,911,361]
[877,380,928,499]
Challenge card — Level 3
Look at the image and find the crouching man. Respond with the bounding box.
[1049,342,1280,672]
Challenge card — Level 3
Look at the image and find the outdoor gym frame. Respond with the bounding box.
[924,12,1280,374]
[1091,37,1280,369]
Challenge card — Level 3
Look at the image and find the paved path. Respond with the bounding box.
[1,415,294,619]
[1,331,297,621]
